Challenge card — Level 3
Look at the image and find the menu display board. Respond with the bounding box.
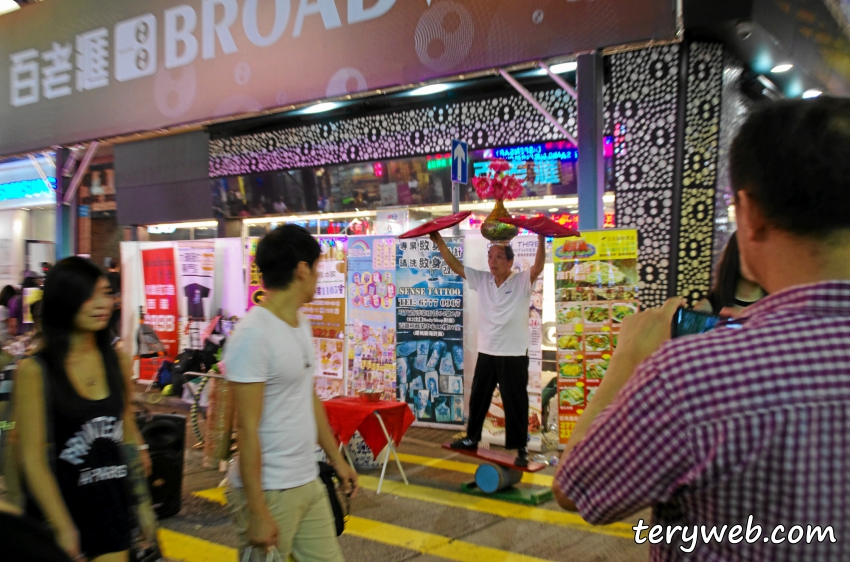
[553,230,640,443]
[346,237,398,400]
[395,238,464,426]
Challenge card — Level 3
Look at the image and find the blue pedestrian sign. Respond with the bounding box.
[451,139,469,185]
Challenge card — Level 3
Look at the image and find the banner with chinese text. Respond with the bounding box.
[140,248,179,381]
[554,230,640,443]
[346,236,398,399]
[396,237,464,426]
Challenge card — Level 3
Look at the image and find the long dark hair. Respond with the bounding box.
[0,285,15,307]
[707,232,742,311]
[39,257,122,397]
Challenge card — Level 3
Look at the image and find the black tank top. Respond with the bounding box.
[25,352,132,558]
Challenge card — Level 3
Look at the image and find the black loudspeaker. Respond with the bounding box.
[138,413,186,519]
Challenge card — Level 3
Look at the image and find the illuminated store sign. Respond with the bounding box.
[0,176,55,202]
[491,142,578,162]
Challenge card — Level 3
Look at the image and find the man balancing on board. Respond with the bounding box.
[430,231,546,467]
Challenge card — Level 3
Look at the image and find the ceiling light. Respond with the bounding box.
[548,208,559,212]
[550,62,578,74]
[409,84,451,96]
[771,63,793,73]
[301,102,341,114]
[802,89,823,99]
[0,0,20,16]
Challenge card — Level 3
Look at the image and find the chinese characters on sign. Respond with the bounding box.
[395,237,465,425]
[140,248,179,381]
[306,237,347,397]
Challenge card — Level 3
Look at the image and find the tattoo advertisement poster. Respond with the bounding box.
[346,237,398,400]
[554,229,640,443]
[245,237,264,311]
[306,237,347,399]
[140,248,179,381]
[177,241,215,349]
[395,237,464,426]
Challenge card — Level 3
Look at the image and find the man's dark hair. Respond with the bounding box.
[489,244,514,262]
[256,224,321,290]
[730,97,850,237]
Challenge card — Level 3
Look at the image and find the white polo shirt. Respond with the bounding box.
[466,267,532,357]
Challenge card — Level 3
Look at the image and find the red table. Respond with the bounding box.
[322,398,415,493]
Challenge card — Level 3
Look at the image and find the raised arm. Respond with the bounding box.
[530,233,546,284]
[429,232,465,279]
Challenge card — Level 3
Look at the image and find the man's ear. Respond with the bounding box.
[735,190,769,243]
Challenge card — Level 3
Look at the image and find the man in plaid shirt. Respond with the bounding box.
[554,98,850,561]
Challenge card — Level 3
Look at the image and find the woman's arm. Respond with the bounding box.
[117,351,151,477]
[14,358,80,559]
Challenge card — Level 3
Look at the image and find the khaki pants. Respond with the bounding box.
[226,479,344,562]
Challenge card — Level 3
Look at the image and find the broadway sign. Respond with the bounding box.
[0,0,677,156]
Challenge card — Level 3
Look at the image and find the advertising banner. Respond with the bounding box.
[309,237,347,399]
[0,0,678,157]
[141,247,179,381]
[346,236,398,399]
[554,229,640,443]
[396,237,464,426]
[245,237,263,311]
[178,240,215,349]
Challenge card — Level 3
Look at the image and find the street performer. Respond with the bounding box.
[430,231,546,467]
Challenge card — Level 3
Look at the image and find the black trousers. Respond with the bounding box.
[466,353,529,450]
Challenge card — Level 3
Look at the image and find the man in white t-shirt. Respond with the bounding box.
[225,225,357,561]
[430,231,546,466]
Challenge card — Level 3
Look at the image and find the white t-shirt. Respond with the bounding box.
[465,267,532,357]
[224,306,318,490]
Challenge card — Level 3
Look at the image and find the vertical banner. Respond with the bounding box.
[479,236,550,451]
[396,238,464,426]
[554,230,640,443]
[140,248,179,381]
[22,287,43,324]
[245,237,263,311]
[346,236,398,399]
[306,237,348,399]
[178,241,215,349]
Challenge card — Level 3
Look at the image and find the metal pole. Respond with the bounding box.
[498,69,578,146]
[576,51,605,231]
[451,181,460,235]
[539,62,578,100]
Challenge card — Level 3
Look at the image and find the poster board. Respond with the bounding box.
[177,241,215,350]
[396,237,464,426]
[554,229,640,443]
[310,237,347,399]
[346,236,398,400]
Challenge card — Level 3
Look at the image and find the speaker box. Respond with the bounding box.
[138,413,186,519]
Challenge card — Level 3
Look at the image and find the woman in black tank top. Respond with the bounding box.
[14,257,151,561]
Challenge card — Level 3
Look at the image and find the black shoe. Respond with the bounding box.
[515,448,529,468]
[449,437,478,450]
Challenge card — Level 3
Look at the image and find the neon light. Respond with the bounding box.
[427,157,451,170]
[493,142,578,162]
[0,176,56,202]
[372,162,384,177]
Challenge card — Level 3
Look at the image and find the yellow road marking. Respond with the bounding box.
[395,452,555,488]
[356,475,635,540]
[346,516,554,562]
[193,478,634,540]
[158,528,236,561]
[183,488,545,562]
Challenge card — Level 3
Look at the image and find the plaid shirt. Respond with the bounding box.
[556,281,850,561]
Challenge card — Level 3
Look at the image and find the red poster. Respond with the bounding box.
[140,248,179,381]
